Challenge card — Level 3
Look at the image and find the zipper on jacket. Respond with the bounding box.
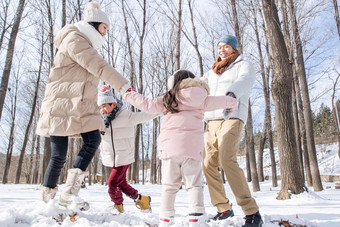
[110,121,116,167]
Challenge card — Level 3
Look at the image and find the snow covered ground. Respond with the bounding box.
[0,143,339,227]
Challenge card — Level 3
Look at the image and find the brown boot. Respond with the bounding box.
[135,194,151,212]
[114,204,124,213]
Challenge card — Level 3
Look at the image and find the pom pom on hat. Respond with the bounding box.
[84,1,110,26]
[98,85,116,106]
[218,35,238,50]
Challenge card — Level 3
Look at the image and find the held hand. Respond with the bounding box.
[126,88,137,93]
[223,96,237,120]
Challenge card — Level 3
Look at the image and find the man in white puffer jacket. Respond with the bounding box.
[202,35,263,227]
[98,85,158,214]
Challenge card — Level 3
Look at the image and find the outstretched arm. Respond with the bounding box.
[203,95,237,112]
[123,91,165,114]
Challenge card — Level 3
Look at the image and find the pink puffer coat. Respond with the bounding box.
[123,77,237,161]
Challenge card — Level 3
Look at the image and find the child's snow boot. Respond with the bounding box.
[41,185,58,203]
[58,168,90,211]
[135,194,151,212]
[188,213,209,227]
[114,204,124,213]
[159,216,174,227]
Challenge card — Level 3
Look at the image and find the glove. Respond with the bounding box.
[223,92,237,120]
[126,88,137,93]
[119,83,135,95]
[226,92,236,98]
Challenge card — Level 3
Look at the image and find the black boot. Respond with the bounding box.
[242,211,263,227]
[209,207,234,222]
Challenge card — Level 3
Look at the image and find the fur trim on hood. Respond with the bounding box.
[178,77,210,94]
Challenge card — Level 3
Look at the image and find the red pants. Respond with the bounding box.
[108,164,138,205]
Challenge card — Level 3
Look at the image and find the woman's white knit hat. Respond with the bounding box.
[84,2,110,26]
[98,85,116,106]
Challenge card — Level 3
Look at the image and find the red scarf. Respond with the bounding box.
[212,50,240,75]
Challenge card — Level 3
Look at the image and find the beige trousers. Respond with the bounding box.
[160,157,205,218]
[203,119,259,215]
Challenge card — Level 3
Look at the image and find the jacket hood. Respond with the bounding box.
[178,77,210,94]
[55,24,84,48]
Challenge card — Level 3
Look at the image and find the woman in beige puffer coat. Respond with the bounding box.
[37,2,130,211]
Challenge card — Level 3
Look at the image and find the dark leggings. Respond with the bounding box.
[43,130,101,188]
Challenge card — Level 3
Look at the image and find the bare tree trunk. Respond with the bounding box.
[133,126,141,183]
[41,138,51,183]
[258,4,278,187]
[175,0,182,70]
[288,0,323,191]
[184,0,204,76]
[261,0,305,199]
[280,0,305,183]
[142,129,145,184]
[62,0,66,27]
[245,151,251,182]
[333,0,340,39]
[230,0,243,53]
[150,118,158,184]
[246,100,260,192]
[0,0,26,122]
[250,0,266,182]
[2,78,18,184]
[292,66,312,185]
[0,0,11,51]
[88,161,92,186]
[331,74,340,158]
[27,130,37,184]
[32,134,41,184]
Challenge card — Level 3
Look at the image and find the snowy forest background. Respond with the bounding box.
[0,0,340,201]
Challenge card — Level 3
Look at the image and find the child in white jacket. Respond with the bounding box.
[98,85,157,213]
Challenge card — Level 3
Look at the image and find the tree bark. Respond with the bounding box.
[333,0,340,39]
[41,137,51,183]
[261,0,305,199]
[185,0,204,77]
[150,118,158,184]
[280,0,305,183]
[288,0,323,191]
[245,151,251,182]
[246,100,260,192]
[32,135,41,184]
[230,0,243,53]
[62,0,66,27]
[0,0,11,51]
[2,79,18,184]
[175,0,182,70]
[0,0,26,122]
[258,4,278,187]
[27,131,36,184]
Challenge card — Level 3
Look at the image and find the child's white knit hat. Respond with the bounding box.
[98,85,116,106]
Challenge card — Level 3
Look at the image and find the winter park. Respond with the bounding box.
[1,0,340,227]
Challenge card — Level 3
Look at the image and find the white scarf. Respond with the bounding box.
[74,21,105,50]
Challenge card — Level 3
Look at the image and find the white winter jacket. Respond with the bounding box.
[202,55,256,124]
[100,104,158,167]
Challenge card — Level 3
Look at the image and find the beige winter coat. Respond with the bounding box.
[36,24,129,137]
[100,105,158,167]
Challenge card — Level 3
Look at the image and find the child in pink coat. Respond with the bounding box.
[123,70,237,227]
